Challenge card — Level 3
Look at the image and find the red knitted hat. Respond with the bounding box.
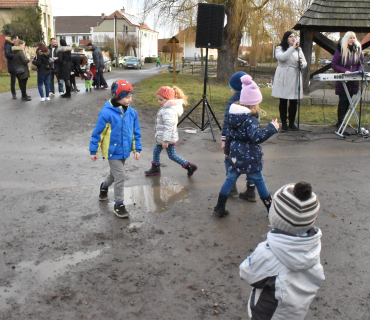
[157,86,175,100]
[115,79,134,99]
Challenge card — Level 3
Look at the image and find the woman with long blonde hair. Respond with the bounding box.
[331,31,364,127]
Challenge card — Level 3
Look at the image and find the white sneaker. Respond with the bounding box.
[49,92,55,96]
[45,97,50,101]
[40,97,45,102]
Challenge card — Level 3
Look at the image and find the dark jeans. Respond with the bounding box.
[95,66,107,87]
[17,77,28,98]
[10,72,17,94]
[37,73,50,98]
[49,70,64,93]
[279,98,297,124]
[220,169,269,199]
[156,62,161,67]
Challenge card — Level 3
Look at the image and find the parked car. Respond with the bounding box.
[103,56,112,72]
[112,56,133,67]
[124,57,142,70]
[318,59,332,65]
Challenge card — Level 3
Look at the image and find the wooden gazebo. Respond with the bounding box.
[293,0,370,94]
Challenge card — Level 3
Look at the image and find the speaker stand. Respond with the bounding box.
[178,47,221,141]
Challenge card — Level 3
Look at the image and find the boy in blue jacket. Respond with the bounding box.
[89,79,142,218]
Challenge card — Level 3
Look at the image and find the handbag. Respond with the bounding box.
[15,65,26,74]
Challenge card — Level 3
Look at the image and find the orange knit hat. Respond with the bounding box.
[157,86,175,100]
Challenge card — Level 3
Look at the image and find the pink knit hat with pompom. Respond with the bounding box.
[239,75,262,106]
[157,86,175,100]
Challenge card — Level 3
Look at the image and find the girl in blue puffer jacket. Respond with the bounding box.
[214,75,279,217]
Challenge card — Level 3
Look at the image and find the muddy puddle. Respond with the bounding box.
[0,249,106,309]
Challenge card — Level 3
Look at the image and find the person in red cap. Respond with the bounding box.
[89,79,142,218]
[144,85,198,177]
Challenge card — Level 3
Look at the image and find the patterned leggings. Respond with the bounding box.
[153,144,187,167]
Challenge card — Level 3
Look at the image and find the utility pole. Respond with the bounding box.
[114,14,118,67]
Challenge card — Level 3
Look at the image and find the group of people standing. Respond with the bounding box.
[3,37,109,102]
[272,30,363,130]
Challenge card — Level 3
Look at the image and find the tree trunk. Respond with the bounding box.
[216,2,246,81]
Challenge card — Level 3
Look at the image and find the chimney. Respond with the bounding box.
[121,6,125,13]
[101,13,105,19]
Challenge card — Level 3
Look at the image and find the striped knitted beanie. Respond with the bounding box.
[269,182,320,234]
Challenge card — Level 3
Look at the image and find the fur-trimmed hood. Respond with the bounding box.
[5,37,13,44]
[12,46,24,51]
[56,46,72,53]
[37,49,50,56]
[163,99,184,117]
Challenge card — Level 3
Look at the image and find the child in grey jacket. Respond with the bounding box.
[144,86,198,177]
[239,181,325,320]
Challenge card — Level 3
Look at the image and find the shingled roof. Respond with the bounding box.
[103,10,152,31]
[294,0,370,31]
[0,0,38,7]
[55,16,102,34]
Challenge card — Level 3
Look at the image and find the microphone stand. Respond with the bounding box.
[356,46,367,136]
[296,45,310,132]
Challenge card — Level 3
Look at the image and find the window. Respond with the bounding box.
[82,36,90,40]
[72,36,78,43]
[123,26,128,34]
[60,36,66,40]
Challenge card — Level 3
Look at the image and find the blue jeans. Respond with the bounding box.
[220,169,269,199]
[49,71,64,93]
[153,144,187,167]
[95,66,107,87]
[224,157,254,186]
[37,73,50,98]
[156,62,161,67]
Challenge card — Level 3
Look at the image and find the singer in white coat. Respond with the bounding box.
[272,31,307,130]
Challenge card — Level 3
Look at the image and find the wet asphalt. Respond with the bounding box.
[1,64,370,319]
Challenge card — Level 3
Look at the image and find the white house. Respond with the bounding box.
[91,7,158,59]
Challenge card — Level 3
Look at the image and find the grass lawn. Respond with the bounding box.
[0,70,40,94]
[134,72,369,126]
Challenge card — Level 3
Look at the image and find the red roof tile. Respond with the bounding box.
[0,0,38,7]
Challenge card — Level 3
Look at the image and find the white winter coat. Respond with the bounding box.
[239,228,325,320]
[155,99,184,144]
[271,46,307,100]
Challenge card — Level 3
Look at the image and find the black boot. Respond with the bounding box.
[145,162,161,176]
[239,184,257,202]
[289,122,298,130]
[281,122,288,131]
[12,93,17,99]
[213,193,230,217]
[261,195,272,214]
[99,182,108,201]
[288,100,298,130]
[184,162,198,177]
[229,183,238,196]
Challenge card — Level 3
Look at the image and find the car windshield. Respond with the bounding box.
[127,58,137,62]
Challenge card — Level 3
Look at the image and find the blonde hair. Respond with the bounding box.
[172,86,187,105]
[14,39,24,46]
[341,31,361,66]
[236,102,260,117]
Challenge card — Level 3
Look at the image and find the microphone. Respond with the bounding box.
[353,42,358,51]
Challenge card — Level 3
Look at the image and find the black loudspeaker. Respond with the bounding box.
[195,3,225,49]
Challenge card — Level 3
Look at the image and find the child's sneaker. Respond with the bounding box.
[45,97,50,101]
[85,89,88,92]
[113,204,129,218]
[40,97,45,102]
[99,183,108,201]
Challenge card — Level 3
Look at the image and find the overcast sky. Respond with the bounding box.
[50,0,175,38]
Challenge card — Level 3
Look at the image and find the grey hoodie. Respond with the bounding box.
[155,99,184,144]
[239,228,325,320]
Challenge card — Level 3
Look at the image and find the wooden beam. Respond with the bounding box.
[312,32,337,55]
[301,29,313,94]
[311,64,332,78]
[362,40,370,50]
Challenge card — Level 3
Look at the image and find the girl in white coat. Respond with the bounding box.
[145,86,198,177]
[272,31,307,131]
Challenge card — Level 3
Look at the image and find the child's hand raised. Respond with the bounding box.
[271,118,280,130]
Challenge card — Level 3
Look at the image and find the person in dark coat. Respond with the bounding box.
[56,39,72,98]
[70,55,85,92]
[214,75,279,217]
[12,39,31,101]
[48,38,64,95]
[3,34,18,99]
[32,42,52,101]
[87,42,108,89]
[331,31,364,127]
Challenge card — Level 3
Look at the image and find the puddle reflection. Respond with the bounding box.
[124,177,189,212]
